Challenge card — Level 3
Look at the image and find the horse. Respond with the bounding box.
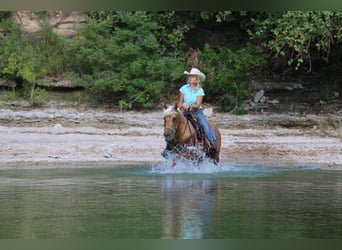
[163,103,221,165]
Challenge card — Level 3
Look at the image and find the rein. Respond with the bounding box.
[164,108,197,145]
[184,118,197,144]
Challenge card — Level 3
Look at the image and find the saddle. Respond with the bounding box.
[183,111,204,142]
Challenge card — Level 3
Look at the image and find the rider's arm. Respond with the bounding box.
[191,96,203,110]
[178,93,185,109]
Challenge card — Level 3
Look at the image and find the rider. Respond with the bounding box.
[161,67,217,158]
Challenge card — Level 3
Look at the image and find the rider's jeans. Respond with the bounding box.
[191,108,216,145]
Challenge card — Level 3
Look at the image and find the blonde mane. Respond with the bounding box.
[163,105,181,117]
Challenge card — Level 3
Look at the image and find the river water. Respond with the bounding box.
[0,162,341,239]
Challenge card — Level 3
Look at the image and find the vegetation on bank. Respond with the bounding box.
[0,11,341,113]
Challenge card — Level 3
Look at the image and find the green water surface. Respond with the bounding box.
[0,164,341,239]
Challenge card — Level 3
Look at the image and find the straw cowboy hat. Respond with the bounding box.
[184,68,206,82]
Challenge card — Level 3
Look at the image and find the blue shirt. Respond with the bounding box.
[179,83,205,108]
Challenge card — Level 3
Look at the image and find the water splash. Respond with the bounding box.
[150,156,320,177]
[151,157,221,174]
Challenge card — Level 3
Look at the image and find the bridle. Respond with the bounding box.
[163,110,179,142]
[163,108,195,144]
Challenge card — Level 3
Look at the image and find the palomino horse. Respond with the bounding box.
[163,103,221,164]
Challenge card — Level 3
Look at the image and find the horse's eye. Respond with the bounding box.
[172,117,177,123]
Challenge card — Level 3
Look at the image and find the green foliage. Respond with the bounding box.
[248,11,342,70]
[149,11,235,55]
[0,10,340,113]
[199,44,265,113]
[0,16,65,98]
[2,49,37,83]
[30,87,47,106]
[0,88,18,101]
[150,11,193,55]
[0,20,38,83]
[34,21,65,77]
[64,11,185,109]
[0,11,11,21]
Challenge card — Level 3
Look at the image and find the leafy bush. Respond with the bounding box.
[0,20,39,84]
[30,87,47,106]
[199,44,265,113]
[33,21,65,77]
[0,88,18,101]
[248,11,342,71]
[0,16,64,105]
[0,12,11,21]
[64,11,186,109]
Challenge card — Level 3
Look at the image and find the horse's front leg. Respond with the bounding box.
[171,154,182,168]
[171,158,177,168]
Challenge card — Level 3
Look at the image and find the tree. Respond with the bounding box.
[64,11,186,109]
[248,11,342,71]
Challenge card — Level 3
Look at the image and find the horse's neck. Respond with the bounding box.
[176,113,196,143]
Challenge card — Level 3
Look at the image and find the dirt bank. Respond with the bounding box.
[0,106,341,170]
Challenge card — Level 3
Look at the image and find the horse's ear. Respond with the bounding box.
[163,103,168,110]
[174,102,178,109]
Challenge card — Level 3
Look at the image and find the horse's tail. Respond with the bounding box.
[209,121,221,163]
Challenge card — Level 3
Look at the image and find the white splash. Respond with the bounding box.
[151,154,224,174]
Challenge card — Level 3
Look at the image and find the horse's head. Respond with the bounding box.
[163,103,182,142]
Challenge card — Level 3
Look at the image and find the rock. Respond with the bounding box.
[249,101,256,107]
[250,81,305,91]
[259,96,267,104]
[284,82,304,90]
[332,91,339,98]
[254,90,264,103]
[268,99,280,104]
[14,11,89,37]
[103,152,112,158]
[51,11,89,37]
[14,11,41,33]
[0,79,17,88]
[36,79,83,89]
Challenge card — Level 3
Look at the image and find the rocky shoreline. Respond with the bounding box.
[0,105,341,170]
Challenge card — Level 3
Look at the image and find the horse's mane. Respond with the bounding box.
[163,105,181,117]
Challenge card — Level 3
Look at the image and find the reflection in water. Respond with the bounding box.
[161,177,219,239]
[0,165,341,239]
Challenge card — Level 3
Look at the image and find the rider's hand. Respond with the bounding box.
[181,104,191,111]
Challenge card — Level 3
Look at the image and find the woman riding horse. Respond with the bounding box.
[162,68,221,163]
[163,103,221,163]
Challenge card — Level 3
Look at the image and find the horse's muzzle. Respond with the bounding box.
[164,128,175,142]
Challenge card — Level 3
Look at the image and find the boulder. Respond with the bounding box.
[36,79,83,89]
[14,11,89,37]
[0,79,17,88]
[253,89,264,103]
